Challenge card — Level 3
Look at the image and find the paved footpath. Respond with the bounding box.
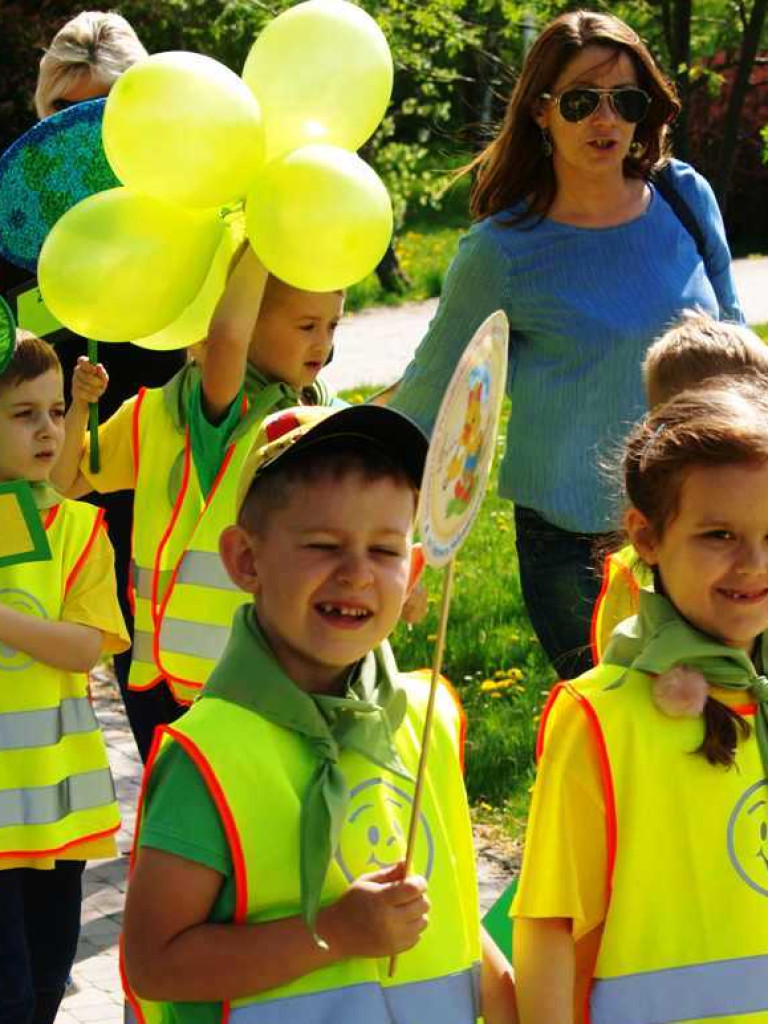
[323,255,768,393]
[59,674,515,1023]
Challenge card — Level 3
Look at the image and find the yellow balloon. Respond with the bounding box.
[245,144,392,291]
[132,212,246,350]
[242,0,392,161]
[103,52,264,208]
[38,188,222,342]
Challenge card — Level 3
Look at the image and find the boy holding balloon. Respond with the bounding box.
[53,244,342,760]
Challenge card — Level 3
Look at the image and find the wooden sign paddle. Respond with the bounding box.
[390,309,509,975]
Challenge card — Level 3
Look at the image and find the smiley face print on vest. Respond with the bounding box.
[335,778,435,883]
[727,778,768,898]
[0,588,47,672]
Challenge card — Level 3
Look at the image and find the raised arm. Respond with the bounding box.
[52,355,107,497]
[202,245,268,422]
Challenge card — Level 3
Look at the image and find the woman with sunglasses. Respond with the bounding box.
[387,10,742,681]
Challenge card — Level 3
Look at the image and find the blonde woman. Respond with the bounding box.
[35,10,147,118]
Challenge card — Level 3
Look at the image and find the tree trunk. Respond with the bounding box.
[375,243,411,294]
[712,0,768,211]
[671,0,692,161]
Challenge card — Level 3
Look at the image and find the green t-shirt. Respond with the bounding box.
[139,741,235,1024]
[187,378,244,499]
[184,371,337,499]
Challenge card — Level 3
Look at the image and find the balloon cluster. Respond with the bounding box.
[38,0,393,348]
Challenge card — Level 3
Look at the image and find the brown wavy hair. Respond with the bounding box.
[623,379,768,766]
[468,10,680,223]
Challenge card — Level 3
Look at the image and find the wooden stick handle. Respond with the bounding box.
[388,557,456,977]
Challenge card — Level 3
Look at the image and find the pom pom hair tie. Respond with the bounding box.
[652,665,709,718]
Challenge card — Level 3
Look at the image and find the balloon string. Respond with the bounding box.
[87,338,100,474]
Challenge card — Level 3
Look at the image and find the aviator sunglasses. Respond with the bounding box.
[541,87,651,124]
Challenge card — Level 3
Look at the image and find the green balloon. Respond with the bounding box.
[0,296,17,376]
[104,52,264,209]
[242,0,393,161]
[246,144,392,291]
[38,187,222,342]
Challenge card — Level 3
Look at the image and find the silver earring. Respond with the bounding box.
[540,127,553,158]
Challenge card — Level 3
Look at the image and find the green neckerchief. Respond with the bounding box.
[603,589,768,776]
[160,362,331,503]
[201,604,411,934]
[30,481,63,510]
[161,361,330,435]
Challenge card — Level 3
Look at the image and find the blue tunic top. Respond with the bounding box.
[391,160,743,533]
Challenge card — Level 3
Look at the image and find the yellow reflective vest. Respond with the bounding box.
[543,664,768,1024]
[590,546,650,664]
[129,383,306,705]
[0,501,120,858]
[125,670,482,1024]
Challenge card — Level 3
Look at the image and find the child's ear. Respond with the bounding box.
[219,525,260,594]
[625,507,660,565]
[406,542,426,596]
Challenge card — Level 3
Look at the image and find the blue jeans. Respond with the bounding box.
[0,862,84,1024]
[514,505,607,680]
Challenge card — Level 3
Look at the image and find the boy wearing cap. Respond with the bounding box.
[122,404,517,1024]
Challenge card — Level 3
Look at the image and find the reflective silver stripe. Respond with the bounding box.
[0,698,97,751]
[132,630,155,665]
[132,555,239,599]
[159,618,231,660]
[177,551,240,592]
[229,965,479,1024]
[0,767,115,828]
[591,953,768,1024]
[131,564,172,602]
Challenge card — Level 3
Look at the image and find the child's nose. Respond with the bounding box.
[737,540,768,573]
[335,552,374,587]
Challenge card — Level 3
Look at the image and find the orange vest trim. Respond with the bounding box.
[44,505,60,530]
[152,440,238,694]
[64,507,105,597]
[0,822,120,863]
[127,388,149,619]
[590,555,613,666]
[404,669,467,774]
[123,723,250,1024]
[536,684,618,888]
[589,554,641,665]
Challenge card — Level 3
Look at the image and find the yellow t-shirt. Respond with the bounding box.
[3,506,131,870]
[79,395,138,494]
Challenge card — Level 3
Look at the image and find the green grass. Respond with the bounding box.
[338,386,555,833]
[753,323,768,342]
